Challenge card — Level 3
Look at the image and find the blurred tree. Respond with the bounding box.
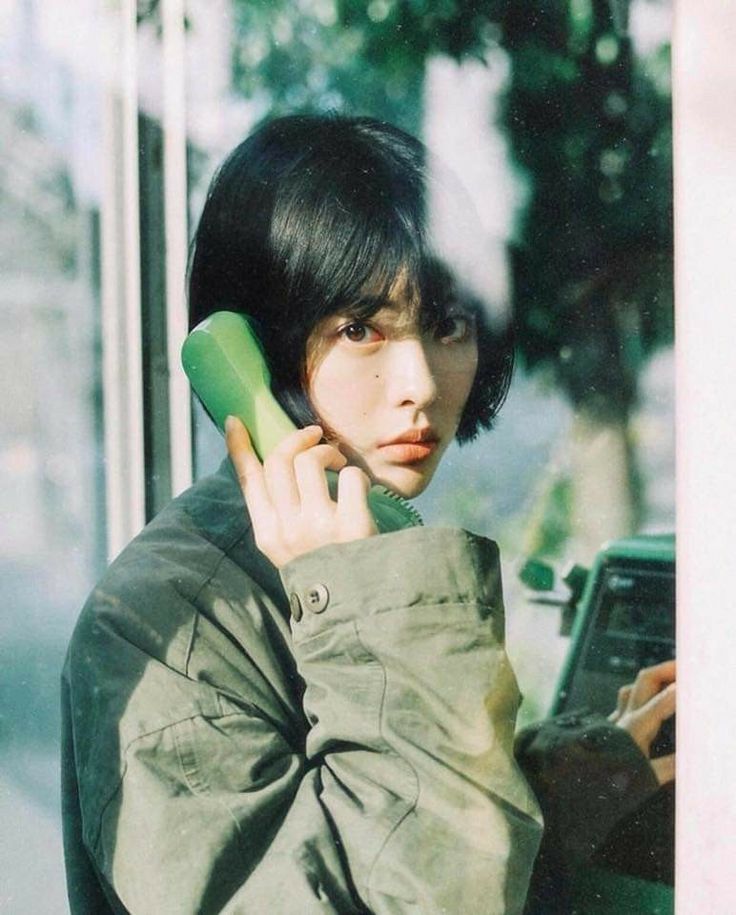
[228,0,429,135]
[500,0,672,557]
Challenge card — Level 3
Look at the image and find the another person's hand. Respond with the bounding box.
[609,660,676,785]
[226,416,377,569]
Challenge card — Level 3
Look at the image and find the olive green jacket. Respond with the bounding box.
[61,461,544,914]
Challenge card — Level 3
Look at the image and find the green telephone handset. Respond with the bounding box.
[181,311,422,534]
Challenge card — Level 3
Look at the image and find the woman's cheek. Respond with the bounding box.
[438,345,478,406]
[308,355,378,446]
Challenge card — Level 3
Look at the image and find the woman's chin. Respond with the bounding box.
[368,462,435,500]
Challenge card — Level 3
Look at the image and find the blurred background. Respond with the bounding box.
[0,0,673,910]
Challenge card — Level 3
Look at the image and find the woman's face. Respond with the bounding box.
[306,283,479,499]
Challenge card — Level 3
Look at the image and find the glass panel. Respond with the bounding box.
[0,2,107,908]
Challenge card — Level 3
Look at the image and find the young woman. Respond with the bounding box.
[61,115,671,915]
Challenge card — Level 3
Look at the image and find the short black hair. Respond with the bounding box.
[188,114,513,442]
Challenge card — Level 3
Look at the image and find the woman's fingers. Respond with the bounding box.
[336,466,377,539]
[292,443,347,516]
[226,416,270,512]
[611,662,676,764]
[226,418,376,567]
[608,683,633,723]
[651,753,675,786]
[629,659,676,710]
[226,416,279,549]
[264,426,324,517]
[618,681,676,758]
[637,682,676,734]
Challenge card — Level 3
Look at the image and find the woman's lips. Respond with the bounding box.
[378,440,439,464]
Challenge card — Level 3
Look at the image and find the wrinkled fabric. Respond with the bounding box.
[62,460,543,914]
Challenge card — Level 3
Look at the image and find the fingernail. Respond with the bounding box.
[225,415,236,434]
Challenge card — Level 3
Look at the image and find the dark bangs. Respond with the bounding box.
[266,121,427,351]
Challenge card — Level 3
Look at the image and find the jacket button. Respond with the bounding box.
[289,592,303,622]
[305,584,329,613]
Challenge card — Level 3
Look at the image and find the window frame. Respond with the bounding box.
[101,0,192,559]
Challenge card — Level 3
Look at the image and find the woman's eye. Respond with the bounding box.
[338,321,383,344]
[436,314,471,343]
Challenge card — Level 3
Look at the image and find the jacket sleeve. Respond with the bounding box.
[279,526,543,914]
[514,712,659,863]
[514,711,661,914]
[65,526,542,915]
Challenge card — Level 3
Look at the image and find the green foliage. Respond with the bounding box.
[229,0,426,134]
[500,0,673,418]
[337,0,505,64]
[226,1,505,131]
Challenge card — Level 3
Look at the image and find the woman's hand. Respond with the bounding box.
[226,416,378,568]
[609,659,676,785]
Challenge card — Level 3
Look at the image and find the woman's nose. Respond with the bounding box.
[385,338,438,409]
